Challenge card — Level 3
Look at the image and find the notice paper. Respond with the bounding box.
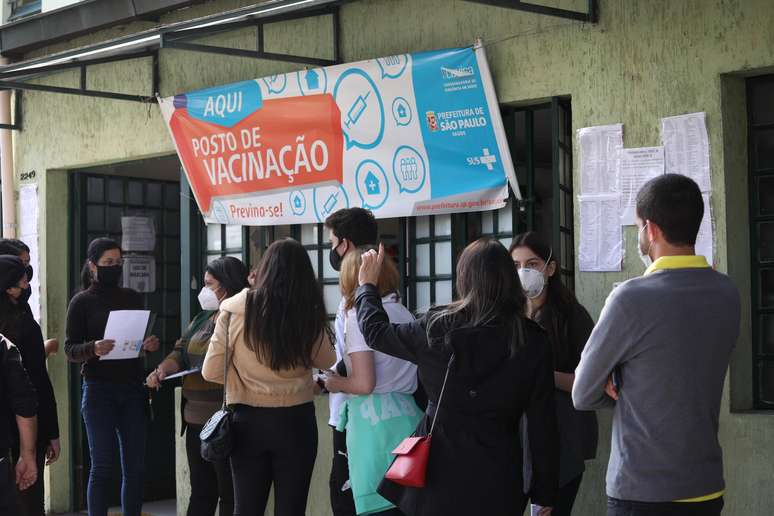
[18,184,41,323]
[661,112,711,192]
[578,124,623,195]
[123,255,156,293]
[696,193,714,266]
[578,194,622,272]
[121,217,156,252]
[619,147,665,225]
[101,310,152,361]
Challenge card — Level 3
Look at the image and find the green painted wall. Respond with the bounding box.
[11,0,774,513]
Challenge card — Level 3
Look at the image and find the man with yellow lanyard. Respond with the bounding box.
[572,174,740,515]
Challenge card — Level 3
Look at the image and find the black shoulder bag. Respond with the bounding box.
[200,312,234,462]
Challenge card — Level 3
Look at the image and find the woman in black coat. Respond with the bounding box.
[355,238,559,516]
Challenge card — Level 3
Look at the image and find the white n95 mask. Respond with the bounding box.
[518,268,546,299]
[198,287,220,311]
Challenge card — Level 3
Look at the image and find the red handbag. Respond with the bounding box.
[384,354,454,488]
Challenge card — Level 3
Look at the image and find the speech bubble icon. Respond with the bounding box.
[355,160,389,210]
[289,190,307,216]
[313,184,350,223]
[391,97,412,127]
[263,74,287,94]
[377,54,408,79]
[333,68,384,150]
[392,146,427,194]
[210,199,231,224]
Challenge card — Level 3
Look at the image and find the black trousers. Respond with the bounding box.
[185,423,234,516]
[0,452,15,516]
[230,403,317,516]
[550,474,584,516]
[329,428,356,516]
[11,443,46,516]
[608,496,724,516]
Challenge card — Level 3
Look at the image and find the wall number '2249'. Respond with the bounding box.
[20,171,36,181]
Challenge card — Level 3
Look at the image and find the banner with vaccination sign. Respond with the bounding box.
[159,42,519,225]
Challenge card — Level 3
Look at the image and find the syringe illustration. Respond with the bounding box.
[345,91,371,128]
[322,192,339,215]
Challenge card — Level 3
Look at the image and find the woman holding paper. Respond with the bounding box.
[65,238,160,516]
[146,256,248,516]
[203,239,336,516]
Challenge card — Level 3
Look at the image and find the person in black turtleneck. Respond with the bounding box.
[0,241,60,516]
[65,238,160,516]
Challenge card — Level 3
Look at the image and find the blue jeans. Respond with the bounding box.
[82,379,147,516]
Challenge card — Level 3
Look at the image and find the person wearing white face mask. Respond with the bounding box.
[511,233,598,516]
[573,175,739,516]
[146,256,248,516]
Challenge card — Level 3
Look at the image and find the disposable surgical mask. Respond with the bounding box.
[198,286,221,311]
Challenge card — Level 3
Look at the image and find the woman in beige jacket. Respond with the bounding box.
[203,238,336,516]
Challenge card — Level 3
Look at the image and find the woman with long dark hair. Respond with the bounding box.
[0,243,60,516]
[65,238,160,516]
[355,239,559,516]
[510,232,598,516]
[202,239,336,516]
[146,256,248,516]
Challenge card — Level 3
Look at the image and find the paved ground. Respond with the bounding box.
[60,498,176,516]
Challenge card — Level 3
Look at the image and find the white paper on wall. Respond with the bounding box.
[619,146,665,225]
[122,255,156,293]
[121,217,156,252]
[578,194,623,272]
[696,193,714,266]
[660,112,711,192]
[578,123,623,195]
[18,184,41,322]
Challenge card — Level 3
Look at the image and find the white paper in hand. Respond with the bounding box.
[101,310,151,361]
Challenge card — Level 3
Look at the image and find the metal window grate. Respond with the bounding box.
[747,74,774,409]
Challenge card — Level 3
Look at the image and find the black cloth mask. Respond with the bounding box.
[96,265,123,287]
[328,240,348,272]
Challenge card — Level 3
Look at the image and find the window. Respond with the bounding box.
[748,75,774,408]
[8,0,41,21]
[205,224,247,264]
[407,215,454,314]
[294,223,341,319]
[479,99,575,288]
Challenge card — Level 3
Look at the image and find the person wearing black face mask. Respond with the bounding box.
[0,254,60,516]
[0,239,58,359]
[322,208,378,516]
[65,238,160,516]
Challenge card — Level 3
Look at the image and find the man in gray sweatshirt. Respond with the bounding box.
[573,174,740,516]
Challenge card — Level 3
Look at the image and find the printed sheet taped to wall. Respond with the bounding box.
[578,123,623,195]
[619,147,665,225]
[660,112,711,192]
[578,194,622,271]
